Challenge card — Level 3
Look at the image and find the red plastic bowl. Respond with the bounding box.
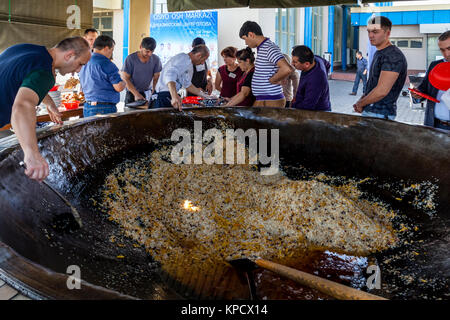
[63,101,79,110]
[182,96,203,105]
[429,62,450,91]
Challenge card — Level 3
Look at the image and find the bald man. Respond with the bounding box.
[154,45,211,110]
[0,37,91,181]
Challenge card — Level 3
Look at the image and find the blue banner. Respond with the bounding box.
[150,11,218,71]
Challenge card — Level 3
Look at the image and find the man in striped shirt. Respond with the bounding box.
[239,21,294,108]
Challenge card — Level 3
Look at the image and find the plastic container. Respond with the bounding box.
[429,62,450,91]
[48,91,62,108]
[63,101,80,110]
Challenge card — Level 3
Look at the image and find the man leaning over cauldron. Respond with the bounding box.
[121,37,162,106]
[411,30,450,131]
[353,16,407,120]
[154,44,211,110]
[291,45,331,111]
[79,35,126,118]
[0,37,91,182]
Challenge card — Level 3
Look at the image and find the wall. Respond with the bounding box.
[358,25,427,71]
[322,7,329,56]
[216,8,275,66]
[0,0,93,52]
[112,10,124,69]
[93,0,122,10]
[130,0,151,53]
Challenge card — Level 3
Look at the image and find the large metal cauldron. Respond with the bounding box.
[0,107,448,300]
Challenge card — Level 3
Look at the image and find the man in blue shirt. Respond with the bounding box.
[350,51,368,95]
[0,37,91,181]
[79,35,125,117]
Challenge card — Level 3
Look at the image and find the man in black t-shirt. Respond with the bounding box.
[353,16,407,120]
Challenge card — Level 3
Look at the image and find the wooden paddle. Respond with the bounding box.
[229,258,387,300]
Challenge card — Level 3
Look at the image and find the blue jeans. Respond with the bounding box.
[83,104,117,117]
[153,91,173,109]
[434,120,450,131]
[352,71,367,94]
[362,110,395,121]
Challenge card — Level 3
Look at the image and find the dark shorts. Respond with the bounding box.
[154,91,173,109]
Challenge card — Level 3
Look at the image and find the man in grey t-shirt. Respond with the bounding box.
[121,37,162,105]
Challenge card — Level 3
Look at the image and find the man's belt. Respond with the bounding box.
[86,101,116,106]
[435,118,450,126]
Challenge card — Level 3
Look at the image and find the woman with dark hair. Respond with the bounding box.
[215,46,243,98]
[225,47,255,107]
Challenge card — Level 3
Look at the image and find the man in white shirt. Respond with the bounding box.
[154,45,210,110]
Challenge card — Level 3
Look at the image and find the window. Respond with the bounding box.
[153,0,168,14]
[391,38,423,49]
[311,7,323,56]
[275,8,298,55]
[333,6,342,62]
[93,11,113,38]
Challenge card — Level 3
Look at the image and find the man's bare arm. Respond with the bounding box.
[11,87,49,181]
[152,72,160,94]
[119,71,141,98]
[354,71,399,112]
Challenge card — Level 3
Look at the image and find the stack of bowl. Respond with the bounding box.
[48,86,62,108]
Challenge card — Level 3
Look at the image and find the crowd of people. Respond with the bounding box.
[0,16,449,181]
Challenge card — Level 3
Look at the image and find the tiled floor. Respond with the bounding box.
[0,279,31,300]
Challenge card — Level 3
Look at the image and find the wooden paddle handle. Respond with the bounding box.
[255,258,387,300]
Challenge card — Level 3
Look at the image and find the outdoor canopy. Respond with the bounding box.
[167,0,411,12]
[0,0,93,52]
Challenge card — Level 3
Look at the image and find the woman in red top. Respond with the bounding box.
[225,47,256,107]
[215,47,243,98]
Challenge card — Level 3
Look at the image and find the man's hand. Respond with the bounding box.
[42,94,63,125]
[353,100,364,113]
[134,92,146,101]
[206,81,213,95]
[410,89,422,100]
[363,70,367,75]
[269,77,282,85]
[23,151,49,182]
[46,103,63,125]
[171,95,183,111]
